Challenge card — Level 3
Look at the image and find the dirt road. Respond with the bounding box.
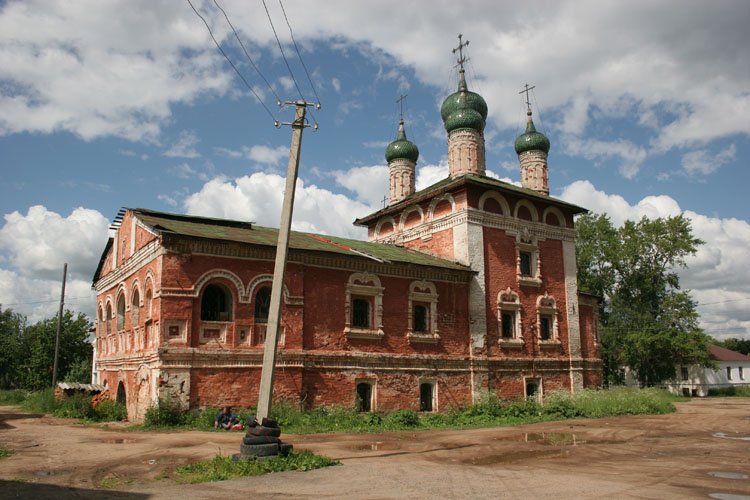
[1,398,749,499]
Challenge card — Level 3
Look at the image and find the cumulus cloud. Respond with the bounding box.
[560,180,750,340]
[183,172,371,239]
[248,145,288,166]
[0,206,109,321]
[332,165,388,206]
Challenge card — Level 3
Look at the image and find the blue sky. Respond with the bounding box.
[0,0,748,340]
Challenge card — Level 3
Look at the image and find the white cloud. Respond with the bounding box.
[248,145,288,166]
[0,206,109,321]
[278,76,295,91]
[560,180,750,340]
[331,77,341,93]
[183,172,370,239]
[333,165,388,206]
[563,137,648,179]
[167,162,215,182]
[681,144,736,177]
[416,162,448,190]
[164,130,201,158]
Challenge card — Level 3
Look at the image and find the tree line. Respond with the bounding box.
[0,307,93,390]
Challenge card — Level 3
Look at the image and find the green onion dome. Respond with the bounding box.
[441,70,488,134]
[385,119,419,163]
[514,111,550,154]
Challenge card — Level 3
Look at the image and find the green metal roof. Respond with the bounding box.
[385,119,419,163]
[132,208,471,272]
[354,173,587,225]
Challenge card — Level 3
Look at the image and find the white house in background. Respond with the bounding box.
[666,345,750,397]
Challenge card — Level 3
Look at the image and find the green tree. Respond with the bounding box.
[717,338,750,355]
[576,213,713,386]
[16,310,93,390]
[0,306,27,389]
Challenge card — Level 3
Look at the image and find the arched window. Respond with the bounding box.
[254,286,271,324]
[131,288,140,326]
[344,273,384,340]
[201,284,232,321]
[407,281,439,343]
[498,288,523,346]
[116,294,126,331]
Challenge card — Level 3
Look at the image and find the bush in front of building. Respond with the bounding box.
[92,400,127,421]
[143,398,188,427]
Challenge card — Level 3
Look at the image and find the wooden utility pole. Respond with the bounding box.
[256,101,314,421]
[51,263,67,387]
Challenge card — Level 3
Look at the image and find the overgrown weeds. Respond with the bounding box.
[176,452,339,484]
[708,386,750,397]
[2,388,126,422]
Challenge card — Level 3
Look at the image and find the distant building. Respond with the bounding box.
[665,345,750,397]
[92,44,601,421]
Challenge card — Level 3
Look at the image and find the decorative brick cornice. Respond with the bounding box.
[94,240,163,292]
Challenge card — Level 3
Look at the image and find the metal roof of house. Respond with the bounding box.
[57,382,106,392]
[132,208,472,272]
[709,345,750,362]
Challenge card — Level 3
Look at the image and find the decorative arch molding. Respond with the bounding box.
[194,269,245,301]
[542,206,566,228]
[399,205,424,230]
[428,194,456,221]
[478,191,511,216]
[143,270,156,293]
[130,279,142,306]
[514,199,539,222]
[115,283,129,311]
[375,216,397,238]
[246,274,301,305]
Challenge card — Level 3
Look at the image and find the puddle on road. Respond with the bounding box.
[351,441,402,452]
[709,471,750,480]
[708,494,750,500]
[101,438,138,444]
[492,432,582,446]
[463,449,564,465]
[34,469,70,477]
[712,432,750,441]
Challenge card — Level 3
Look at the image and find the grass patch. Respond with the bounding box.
[0,447,14,459]
[10,388,126,423]
[176,451,339,484]
[708,386,750,397]
[0,389,29,405]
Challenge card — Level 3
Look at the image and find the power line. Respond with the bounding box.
[186,0,278,124]
[260,0,305,101]
[211,0,282,107]
[277,0,321,107]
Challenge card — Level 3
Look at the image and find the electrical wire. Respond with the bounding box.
[186,0,278,123]
[277,0,321,106]
[211,0,282,106]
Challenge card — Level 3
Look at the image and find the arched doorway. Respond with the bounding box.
[116,381,127,406]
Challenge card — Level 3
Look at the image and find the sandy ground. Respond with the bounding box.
[0,398,748,499]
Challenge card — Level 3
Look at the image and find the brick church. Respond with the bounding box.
[93,52,602,422]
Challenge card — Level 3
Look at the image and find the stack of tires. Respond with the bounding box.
[235,417,293,460]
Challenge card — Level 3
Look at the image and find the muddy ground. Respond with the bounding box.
[0,398,748,499]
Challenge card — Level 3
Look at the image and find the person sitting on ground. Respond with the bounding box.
[214,406,243,430]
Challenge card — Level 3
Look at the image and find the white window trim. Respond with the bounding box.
[163,320,187,343]
[515,229,542,287]
[345,273,384,340]
[537,292,561,347]
[407,280,440,344]
[498,287,524,348]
